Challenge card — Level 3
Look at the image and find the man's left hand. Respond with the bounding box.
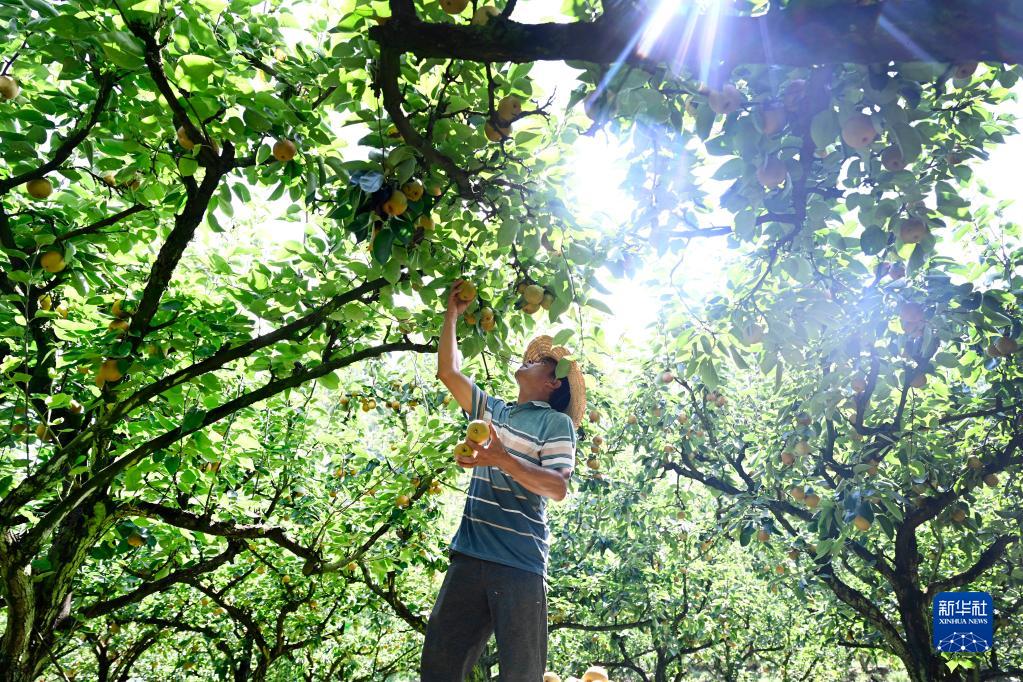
[458,424,511,469]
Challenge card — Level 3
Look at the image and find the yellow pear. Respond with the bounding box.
[26,178,53,199]
[0,75,20,100]
[382,190,408,217]
[176,125,196,150]
[454,441,475,459]
[466,419,490,443]
[523,284,544,305]
[471,5,500,25]
[952,62,978,80]
[899,218,929,244]
[272,139,298,162]
[707,84,743,115]
[497,95,522,121]
[484,121,511,142]
[39,250,66,273]
[841,113,877,149]
[759,105,786,135]
[881,145,905,171]
[457,281,477,302]
[401,181,424,201]
[756,156,786,188]
[439,0,469,14]
[995,336,1018,355]
[852,515,872,532]
[99,359,123,383]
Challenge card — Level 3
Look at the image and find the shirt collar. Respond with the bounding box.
[511,400,550,410]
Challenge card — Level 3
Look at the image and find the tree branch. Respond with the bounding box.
[11,340,434,564]
[0,74,117,195]
[369,1,1023,68]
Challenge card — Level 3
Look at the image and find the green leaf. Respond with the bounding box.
[810,110,839,149]
[860,225,887,255]
[497,220,519,248]
[695,102,715,140]
[181,409,207,432]
[178,157,199,177]
[891,122,923,163]
[318,371,340,390]
[372,229,395,265]
[713,158,746,181]
[552,329,574,346]
[179,54,219,83]
[698,360,719,389]
[907,241,928,275]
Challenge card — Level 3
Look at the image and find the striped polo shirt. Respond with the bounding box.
[451,380,577,576]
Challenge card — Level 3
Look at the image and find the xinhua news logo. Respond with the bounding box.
[932,592,994,653]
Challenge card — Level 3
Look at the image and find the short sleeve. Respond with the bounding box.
[539,414,576,471]
[460,380,501,422]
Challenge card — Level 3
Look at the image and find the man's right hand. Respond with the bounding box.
[446,279,472,318]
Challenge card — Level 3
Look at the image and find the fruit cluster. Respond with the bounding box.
[515,281,554,315]
[454,419,490,461]
[484,95,522,144]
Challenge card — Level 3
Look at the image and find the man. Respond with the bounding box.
[422,280,586,681]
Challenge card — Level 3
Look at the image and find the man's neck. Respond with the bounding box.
[515,390,548,405]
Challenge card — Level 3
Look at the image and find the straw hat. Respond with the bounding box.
[523,334,586,428]
[582,666,610,682]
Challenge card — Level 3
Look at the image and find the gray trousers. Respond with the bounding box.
[420,552,548,681]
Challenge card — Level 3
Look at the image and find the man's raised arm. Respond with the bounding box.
[437,280,474,416]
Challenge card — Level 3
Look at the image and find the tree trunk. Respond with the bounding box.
[0,491,116,682]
